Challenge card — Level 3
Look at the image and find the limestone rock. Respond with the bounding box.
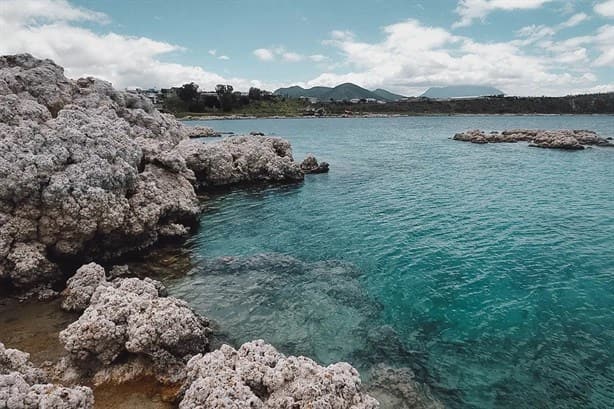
[61,262,107,312]
[366,365,443,409]
[0,342,94,409]
[453,129,612,149]
[180,340,378,409]
[185,126,220,138]
[177,136,304,188]
[0,54,199,291]
[59,266,210,382]
[301,154,330,174]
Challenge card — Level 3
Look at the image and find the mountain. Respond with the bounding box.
[274,83,404,101]
[421,85,504,99]
[274,85,332,99]
[372,88,406,101]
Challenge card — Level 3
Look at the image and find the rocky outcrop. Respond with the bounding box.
[176,136,304,188]
[179,340,378,409]
[366,365,443,409]
[0,342,94,409]
[0,54,317,293]
[185,126,220,138]
[453,129,612,150]
[59,264,209,382]
[301,154,330,174]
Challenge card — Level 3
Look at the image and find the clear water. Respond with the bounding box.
[169,116,614,408]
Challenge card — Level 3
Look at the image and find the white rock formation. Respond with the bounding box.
[0,54,311,292]
[179,340,378,409]
[59,264,210,382]
[0,342,93,409]
[453,129,612,150]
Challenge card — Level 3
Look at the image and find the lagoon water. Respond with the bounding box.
[169,116,614,408]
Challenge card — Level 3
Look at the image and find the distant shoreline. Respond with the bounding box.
[179,113,614,121]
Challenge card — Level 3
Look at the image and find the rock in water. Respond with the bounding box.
[366,365,444,409]
[453,129,612,150]
[184,126,220,138]
[179,340,378,409]
[0,54,309,293]
[176,136,304,188]
[301,153,330,174]
[59,264,210,382]
[0,342,94,409]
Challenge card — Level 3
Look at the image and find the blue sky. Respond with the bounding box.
[1,0,613,95]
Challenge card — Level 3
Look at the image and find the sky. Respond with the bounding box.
[0,0,613,96]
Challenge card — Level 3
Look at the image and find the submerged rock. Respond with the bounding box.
[366,365,444,409]
[59,264,210,383]
[0,342,94,409]
[301,153,330,174]
[453,129,612,150]
[180,340,378,409]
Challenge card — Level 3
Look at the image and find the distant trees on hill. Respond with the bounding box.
[162,83,276,113]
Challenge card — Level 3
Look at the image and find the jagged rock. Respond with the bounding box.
[180,340,378,409]
[366,365,443,409]
[301,154,330,174]
[249,131,265,136]
[0,342,94,409]
[176,136,304,188]
[453,129,612,149]
[185,126,220,138]
[0,54,308,293]
[59,265,209,382]
[61,262,107,312]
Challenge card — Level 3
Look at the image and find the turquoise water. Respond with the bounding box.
[169,116,614,408]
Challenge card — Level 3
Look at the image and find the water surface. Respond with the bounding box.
[171,116,614,408]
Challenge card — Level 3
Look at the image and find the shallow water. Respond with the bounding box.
[172,116,614,408]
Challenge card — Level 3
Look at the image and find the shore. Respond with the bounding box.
[0,54,441,409]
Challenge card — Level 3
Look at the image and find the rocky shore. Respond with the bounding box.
[453,129,613,150]
[0,54,442,408]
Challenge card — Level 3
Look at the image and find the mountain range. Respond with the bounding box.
[275,83,504,101]
[274,83,406,102]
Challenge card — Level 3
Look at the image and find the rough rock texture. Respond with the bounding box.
[0,54,313,292]
[0,342,94,409]
[185,126,220,138]
[176,136,304,188]
[366,365,443,409]
[180,340,378,409]
[59,264,209,382]
[453,129,613,150]
[301,154,330,174]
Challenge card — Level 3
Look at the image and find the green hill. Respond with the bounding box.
[372,88,406,101]
[274,83,404,101]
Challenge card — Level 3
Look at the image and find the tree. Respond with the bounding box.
[178,82,199,103]
[248,87,262,101]
[216,84,235,112]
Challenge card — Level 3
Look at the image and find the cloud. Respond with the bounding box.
[253,47,326,63]
[208,49,217,56]
[309,19,602,96]
[454,0,553,28]
[218,55,230,61]
[253,48,275,61]
[595,0,614,17]
[558,12,589,29]
[0,0,260,90]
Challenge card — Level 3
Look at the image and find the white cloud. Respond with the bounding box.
[309,54,328,62]
[454,0,553,28]
[253,48,275,61]
[595,0,614,17]
[282,52,304,62]
[309,19,602,96]
[558,12,589,29]
[218,55,230,61]
[208,49,217,56]
[0,0,260,90]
